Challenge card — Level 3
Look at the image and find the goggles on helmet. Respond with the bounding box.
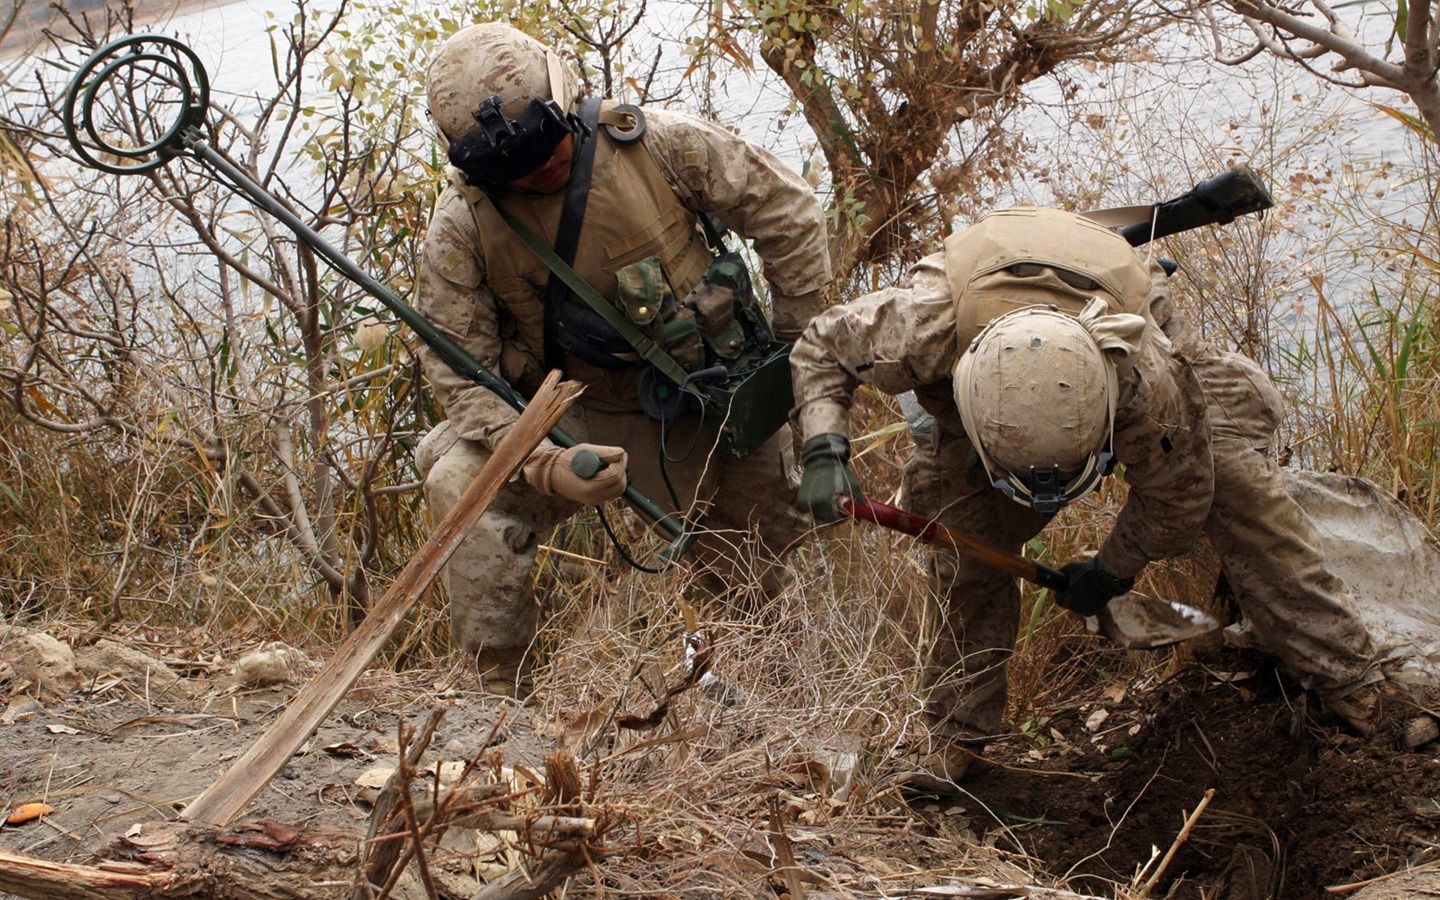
[990,448,1115,517]
[447,95,583,185]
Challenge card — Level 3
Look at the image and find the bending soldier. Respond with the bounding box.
[790,207,1383,789]
[415,23,832,696]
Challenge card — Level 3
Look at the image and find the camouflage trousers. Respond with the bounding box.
[905,351,1380,741]
[416,405,810,663]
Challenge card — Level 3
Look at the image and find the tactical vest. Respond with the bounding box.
[943,207,1156,350]
[468,102,714,413]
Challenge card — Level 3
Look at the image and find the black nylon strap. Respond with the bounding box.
[542,98,602,373]
[697,211,729,253]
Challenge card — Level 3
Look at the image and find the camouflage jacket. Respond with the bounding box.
[790,249,1215,579]
[416,105,832,452]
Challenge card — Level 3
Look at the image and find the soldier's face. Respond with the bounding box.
[506,134,575,194]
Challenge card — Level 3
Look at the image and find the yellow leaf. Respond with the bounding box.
[677,594,698,634]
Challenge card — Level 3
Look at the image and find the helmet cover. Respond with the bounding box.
[954,305,1118,514]
[426,23,583,183]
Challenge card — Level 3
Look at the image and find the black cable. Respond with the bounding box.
[660,395,708,465]
[595,393,721,575]
[594,504,663,574]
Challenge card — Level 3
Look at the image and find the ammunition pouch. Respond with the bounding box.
[615,256,705,371]
[617,251,788,460]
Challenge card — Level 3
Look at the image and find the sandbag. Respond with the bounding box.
[1282,469,1440,692]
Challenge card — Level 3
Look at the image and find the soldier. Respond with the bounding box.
[415,23,832,696]
[790,207,1384,790]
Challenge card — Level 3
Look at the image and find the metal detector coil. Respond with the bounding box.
[62,35,209,175]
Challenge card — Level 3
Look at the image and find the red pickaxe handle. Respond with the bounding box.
[837,495,1071,593]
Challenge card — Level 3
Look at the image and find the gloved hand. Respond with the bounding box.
[522,443,628,505]
[1056,557,1135,617]
[798,433,866,523]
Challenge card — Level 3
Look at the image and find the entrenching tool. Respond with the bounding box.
[1080,164,1276,247]
[59,34,697,565]
[837,495,1219,649]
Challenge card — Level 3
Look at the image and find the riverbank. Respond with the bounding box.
[1,0,234,59]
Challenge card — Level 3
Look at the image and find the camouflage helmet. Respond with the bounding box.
[425,23,581,146]
[953,304,1120,516]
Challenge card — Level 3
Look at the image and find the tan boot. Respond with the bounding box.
[474,646,534,701]
[1319,679,1398,736]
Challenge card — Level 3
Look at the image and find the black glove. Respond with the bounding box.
[798,433,866,523]
[1056,557,1135,617]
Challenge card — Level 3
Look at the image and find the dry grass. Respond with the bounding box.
[401,490,1168,896]
[0,377,1184,893]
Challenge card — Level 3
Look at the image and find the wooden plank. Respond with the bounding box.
[181,372,584,828]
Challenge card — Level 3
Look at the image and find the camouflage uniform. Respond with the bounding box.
[1151,281,1382,711]
[791,207,1378,742]
[416,96,831,671]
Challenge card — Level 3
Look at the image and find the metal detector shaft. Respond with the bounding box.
[178,133,691,554]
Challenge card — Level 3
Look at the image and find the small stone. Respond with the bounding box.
[1400,715,1440,751]
[232,642,311,687]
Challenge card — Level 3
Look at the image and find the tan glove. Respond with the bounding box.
[521,443,628,505]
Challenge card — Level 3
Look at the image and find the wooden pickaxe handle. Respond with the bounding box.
[837,495,1070,593]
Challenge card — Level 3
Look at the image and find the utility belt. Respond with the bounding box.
[551,249,793,461]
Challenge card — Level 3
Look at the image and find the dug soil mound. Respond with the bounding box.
[930,650,1440,897]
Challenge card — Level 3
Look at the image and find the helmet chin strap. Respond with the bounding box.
[991,443,1114,516]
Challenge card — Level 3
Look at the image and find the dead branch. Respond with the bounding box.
[181,372,585,828]
[0,821,358,900]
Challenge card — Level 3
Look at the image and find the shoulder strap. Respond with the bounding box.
[697,212,730,253]
[539,98,602,372]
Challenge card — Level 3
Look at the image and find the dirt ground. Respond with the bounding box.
[2,630,1438,899]
[925,646,1440,898]
[0,660,517,847]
